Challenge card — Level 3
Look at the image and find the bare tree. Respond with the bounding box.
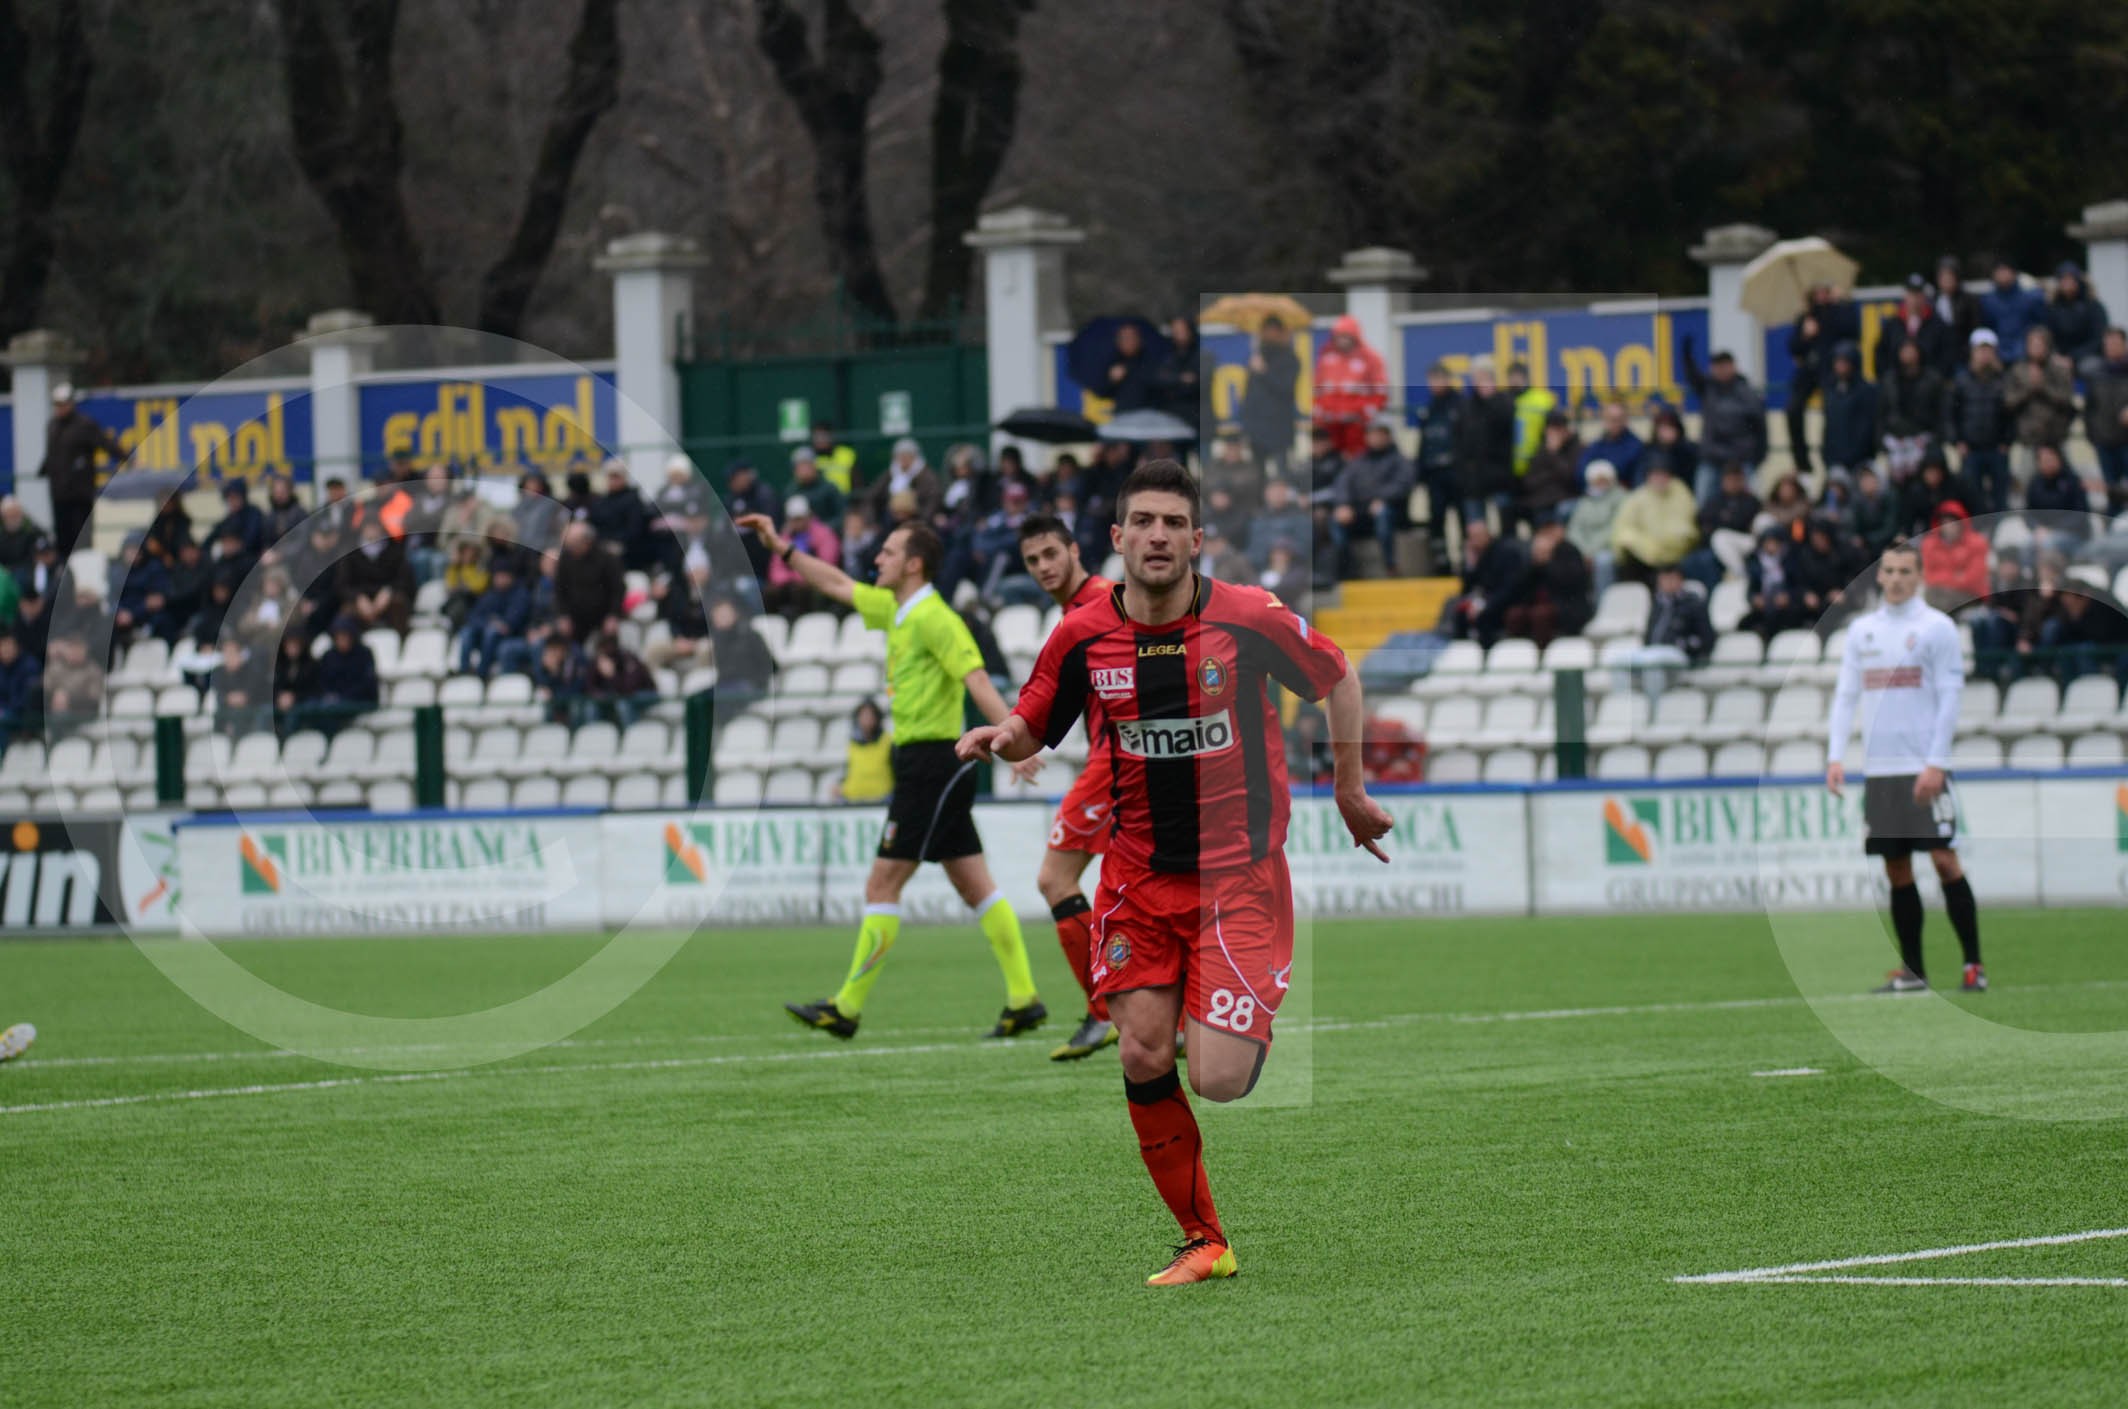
[0,0,93,340]
[754,0,898,326]
[918,0,1032,321]
[477,0,623,338]
[277,0,440,325]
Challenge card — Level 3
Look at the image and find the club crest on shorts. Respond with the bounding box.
[1105,932,1130,969]
[1198,656,1227,696]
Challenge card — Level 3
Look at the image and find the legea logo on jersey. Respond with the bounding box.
[1603,798,1659,865]
[1092,666,1135,698]
[1115,712,1236,759]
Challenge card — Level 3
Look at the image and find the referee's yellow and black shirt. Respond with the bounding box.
[850,582,984,743]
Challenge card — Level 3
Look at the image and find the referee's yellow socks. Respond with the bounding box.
[834,904,901,1017]
[978,892,1040,1009]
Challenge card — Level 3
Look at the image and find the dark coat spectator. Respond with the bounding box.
[532,636,589,709]
[273,633,319,714]
[2044,264,2110,366]
[1304,430,1347,506]
[0,634,41,725]
[1875,278,1960,379]
[785,453,846,528]
[512,472,566,554]
[1787,287,1861,395]
[554,522,625,641]
[588,464,654,568]
[186,576,237,650]
[1336,432,1417,513]
[1644,569,1715,662]
[211,639,271,733]
[1930,259,1982,351]
[111,541,172,644]
[1944,340,2012,452]
[2085,328,2128,495]
[1842,468,1902,558]
[1446,522,1528,647]
[1096,322,1159,412]
[1818,345,1878,473]
[585,632,657,701]
[1789,518,1862,623]
[1680,342,1768,472]
[1640,408,1701,489]
[333,522,415,633]
[2023,445,2092,533]
[1150,317,1201,422]
[262,477,306,549]
[1900,455,1976,538]
[2002,329,2078,448]
[1500,522,1592,647]
[1741,532,1805,638]
[1517,419,1581,522]
[1242,320,1303,470]
[1699,469,1761,538]
[1452,363,1516,502]
[1576,403,1644,489]
[645,559,714,672]
[209,483,266,560]
[706,598,776,699]
[1980,262,2047,354]
[0,498,44,573]
[315,618,381,706]
[11,588,52,664]
[457,564,534,677]
[40,393,125,549]
[41,634,104,716]
[1247,479,1314,572]
[1877,346,1948,444]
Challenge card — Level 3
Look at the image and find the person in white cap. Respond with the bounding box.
[39,381,125,554]
[1945,327,2012,514]
[0,1022,33,1064]
[866,437,941,524]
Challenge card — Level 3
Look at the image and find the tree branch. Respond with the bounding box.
[478,0,621,337]
[0,0,95,338]
[919,0,1033,320]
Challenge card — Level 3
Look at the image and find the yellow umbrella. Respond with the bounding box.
[1199,293,1316,333]
[1738,237,1860,327]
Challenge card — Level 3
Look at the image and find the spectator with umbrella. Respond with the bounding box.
[1066,316,1167,413]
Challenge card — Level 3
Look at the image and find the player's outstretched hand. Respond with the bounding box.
[1009,755,1045,785]
[957,724,1009,762]
[734,513,786,555]
[1337,785,1393,863]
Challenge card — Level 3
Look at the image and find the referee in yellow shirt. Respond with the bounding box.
[736,512,1046,1040]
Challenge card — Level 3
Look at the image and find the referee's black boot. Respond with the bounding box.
[786,998,860,1039]
[986,1000,1049,1038]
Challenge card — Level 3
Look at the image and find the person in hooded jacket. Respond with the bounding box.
[2044,263,2110,366]
[1332,414,1416,577]
[1944,328,2013,514]
[1930,257,1982,351]
[1875,273,1959,379]
[1313,315,1388,457]
[1877,338,1947,481]
[1241,315,1303,475]
[1899,450,1977,538]
[1785,284,1861,476]
[1819,342,1879,476]
[1921,502,1989,612]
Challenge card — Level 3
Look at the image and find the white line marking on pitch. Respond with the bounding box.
[17,977,2122,1073]
[1751,1067,1825,1078]
[0,1041,1009,1116]
[1678,1227,2128,1288]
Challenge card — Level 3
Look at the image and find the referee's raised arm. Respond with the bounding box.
[736,512,857,608]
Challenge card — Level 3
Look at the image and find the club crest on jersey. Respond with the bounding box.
[1198,656,1228,697]
[1105,933,1130,969]
[1093,666,1136,699]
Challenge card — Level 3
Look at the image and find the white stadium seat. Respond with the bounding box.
[1481,748,1539,784]
[1640,688,1709,747]
[612,774,663,809]
[512,777,563,809]
[1594,745,1652,780]
[1426,749,1481,784]
[714,770,764,807]
[2067,732,2126,767]
[460,778,511,809]
[1475,695,1545,749]
[1988,678,2059,737]
[1585,583,1651,640]
[1653,744,1708,779]
[2006,733,2065,770]
[554,721,620,778]
[1710,741,1766,776]
[2051,677,2121,736]
[1586,692,1650,747]
[1702,687,1767,745]
[367,780,415,812]
[562,775,612,809]
[1766,741,1822,776]
[1424,697,1482,746]
[1949,735,2006,772]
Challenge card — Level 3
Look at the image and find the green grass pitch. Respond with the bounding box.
[4,909,2128,1406]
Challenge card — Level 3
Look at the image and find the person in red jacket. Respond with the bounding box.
[1920,500,1989,612]
[1312,315,1388,457]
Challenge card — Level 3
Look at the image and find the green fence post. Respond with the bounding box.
[685,689,715,806]
[1553,669,1588,781]
[413,704,445,809]
[154,715,186,806]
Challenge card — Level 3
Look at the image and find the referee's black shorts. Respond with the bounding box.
[1862,772,1959,857]
[878,740,984,862]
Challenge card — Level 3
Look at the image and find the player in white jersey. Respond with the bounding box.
[1825,541,1985,994]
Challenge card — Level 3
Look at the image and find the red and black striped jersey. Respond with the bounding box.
[1014,574,1349,873]
[1057,573,1115,747]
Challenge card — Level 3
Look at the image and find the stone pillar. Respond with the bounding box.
[595,233,709,484]
[1327,247,1426,397]
[2067,200,2128,337]
[1689,224,1778,387]
[963,207,1085,454]
[300,309,381,490]
[3,328,83,528]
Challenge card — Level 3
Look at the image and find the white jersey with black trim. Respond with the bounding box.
[1825,596,1963,775]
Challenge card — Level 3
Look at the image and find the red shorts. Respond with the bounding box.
[1048,753,1113,854]
[1089,853,1293,1046]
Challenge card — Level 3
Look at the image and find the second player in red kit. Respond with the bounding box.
[961,460,1393,1286]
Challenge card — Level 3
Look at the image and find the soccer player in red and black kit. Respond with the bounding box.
[960,460,1393,1286]
[1015,512,1122,1061]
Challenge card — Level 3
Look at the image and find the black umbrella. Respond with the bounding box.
[1065,316,1171,392]
[996,406,1098,444]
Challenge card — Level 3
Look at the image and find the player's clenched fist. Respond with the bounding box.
[957,724,1011,762]
[734,513,787,556]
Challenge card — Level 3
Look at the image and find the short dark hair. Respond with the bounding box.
[1016,512,1073,551]
[1116,458,1200,528]
[891,521,944,582]
[1882,538,1921,566]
